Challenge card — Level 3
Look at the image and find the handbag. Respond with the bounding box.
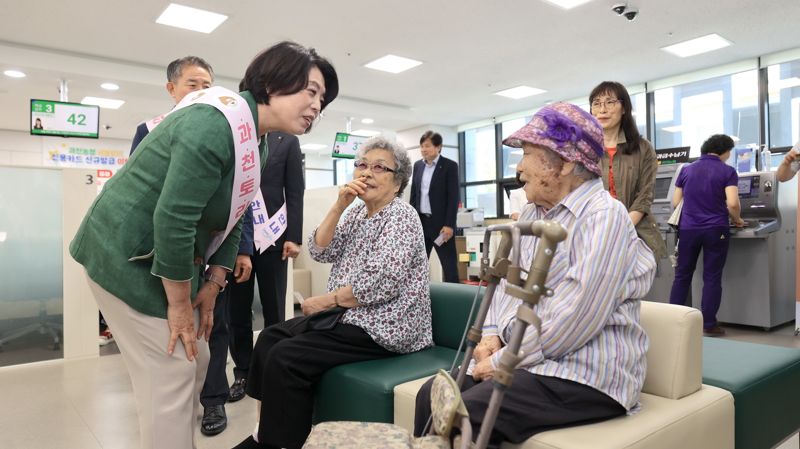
[667,200,683,267]
[667,200,683,229]
[307,306,347,331]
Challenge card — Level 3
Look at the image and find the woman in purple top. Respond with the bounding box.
[668,134,744,336]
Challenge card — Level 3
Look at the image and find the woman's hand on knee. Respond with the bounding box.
[167,301,198,361]
[194,282,218,341]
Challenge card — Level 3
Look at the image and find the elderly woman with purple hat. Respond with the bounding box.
[414,103,656,448]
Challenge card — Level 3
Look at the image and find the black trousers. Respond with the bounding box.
[228,250,288,380]
[246,316,394,449]
[420,215,460,283]
[199,275,232,407]
[414,370,626,448]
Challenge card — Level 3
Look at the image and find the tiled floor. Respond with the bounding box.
[0,321,798,449]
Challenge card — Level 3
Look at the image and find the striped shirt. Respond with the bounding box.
[479,179,655,411]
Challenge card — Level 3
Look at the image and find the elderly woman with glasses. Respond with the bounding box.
[234,136,433,449]
[589,81,666,261]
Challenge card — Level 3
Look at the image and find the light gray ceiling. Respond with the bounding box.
[1,0,799,151]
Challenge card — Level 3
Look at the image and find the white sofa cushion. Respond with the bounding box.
[502,387,733,449]
[395,380,733,449]
[640,301,702,399]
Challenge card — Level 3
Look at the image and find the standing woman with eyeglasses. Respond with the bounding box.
[589,81,666,261]
[234,137,433,449]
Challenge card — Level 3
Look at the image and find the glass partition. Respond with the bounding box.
[0,167,63,366]
[465,183,497,218]
[464,125,497,182]
[767,59,800,147]
[653,70,759,157]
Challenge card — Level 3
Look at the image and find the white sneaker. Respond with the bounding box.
[98,329,114,346]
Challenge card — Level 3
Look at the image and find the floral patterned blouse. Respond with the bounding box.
[308,197,433,353]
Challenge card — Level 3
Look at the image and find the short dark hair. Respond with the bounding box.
[589,81,641,155]
[419,130,442,147]
[239,41,339,113]
[701,134,735,155]
[166,56,214,83]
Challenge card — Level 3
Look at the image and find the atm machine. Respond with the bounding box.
[691,171,797,329]
[645,163,685,302]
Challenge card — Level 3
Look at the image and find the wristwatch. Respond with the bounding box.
[205,270,228,292]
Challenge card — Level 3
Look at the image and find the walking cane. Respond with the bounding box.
[452,220,567,449]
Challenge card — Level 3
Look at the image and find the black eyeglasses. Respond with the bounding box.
[353,161,396,174]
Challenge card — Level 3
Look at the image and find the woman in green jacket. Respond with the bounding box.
[589,81,666,260]
[69,41,338,449]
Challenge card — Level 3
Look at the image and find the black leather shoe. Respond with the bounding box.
[228,378,247,402]
[200,404,227,436]
[232,435,279,449]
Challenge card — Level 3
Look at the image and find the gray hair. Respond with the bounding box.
[166,56,215,83]
[541,148,598,181]
[572,162,599,181]
[355,136,412,196]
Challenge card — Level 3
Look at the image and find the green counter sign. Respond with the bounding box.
[31,99,100,138]
[331,132,368,159]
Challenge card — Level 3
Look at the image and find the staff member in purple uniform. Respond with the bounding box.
[669,134,744,336]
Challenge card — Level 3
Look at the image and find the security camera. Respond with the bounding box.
[622,7,639,21]
[611,3,627,15]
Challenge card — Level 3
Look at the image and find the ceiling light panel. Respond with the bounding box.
[81,96,125,110]
[364,55,422,74]
[350,129,381,137]
[494,86,547,100]
[4,70,26,78]
[542,0,593,9]
[661,34,732,58]
[156,3,228,34]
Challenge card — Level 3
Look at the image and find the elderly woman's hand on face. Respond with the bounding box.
[337,176,368,210]
[301,293,337,316]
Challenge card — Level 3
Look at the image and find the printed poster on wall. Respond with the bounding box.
[43,143,128,170]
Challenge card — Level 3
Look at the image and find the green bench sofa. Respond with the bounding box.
[312,282,481,424]
[313,282,800,449]
[702,337,800,449]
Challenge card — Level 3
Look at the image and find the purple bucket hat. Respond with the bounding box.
[502,102,605,176]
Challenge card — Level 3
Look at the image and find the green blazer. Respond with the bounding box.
[70,91,268,318]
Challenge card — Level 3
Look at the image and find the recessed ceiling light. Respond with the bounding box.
[662,125,682,133]
[101,82,120,91]
[81,96,125,110]
[350,129,381,137]
[541,0,593,9]
[364,55,422,74]
[300,143,328,151]
[661,34,732,58]
[361,118,374,124]
[4,70,26,78]
[156,3,228,34]
[494,86,547,100]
